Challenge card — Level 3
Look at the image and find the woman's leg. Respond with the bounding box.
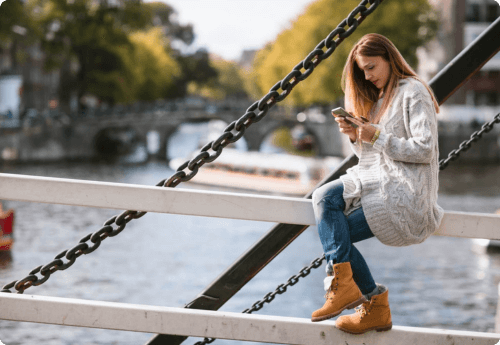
[311,179,368,321]
[312,180,377,295]
[336,211,392,333]
[346,207,377,295]
[312,179,351,270]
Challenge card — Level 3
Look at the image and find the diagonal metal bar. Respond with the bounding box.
[144,155,358,345]
[145,11,500,345]
[429,16,500,104]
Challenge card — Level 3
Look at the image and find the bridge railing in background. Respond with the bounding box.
[14,96,303,130]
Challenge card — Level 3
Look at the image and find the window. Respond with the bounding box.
[488,92,498,106]
[466,4,481,22]
[474,91,499,106]
[486,4,499,22]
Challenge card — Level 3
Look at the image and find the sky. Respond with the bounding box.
[144,0,316,61]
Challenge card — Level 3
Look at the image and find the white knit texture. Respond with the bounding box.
[341,77,444,247]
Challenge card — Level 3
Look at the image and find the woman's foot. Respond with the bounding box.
[311,262,367,322]
[335,283,392,334]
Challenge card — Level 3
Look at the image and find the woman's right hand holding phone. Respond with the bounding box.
[334,115,358,143]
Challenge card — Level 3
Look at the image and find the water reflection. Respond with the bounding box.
[167,120,249,162]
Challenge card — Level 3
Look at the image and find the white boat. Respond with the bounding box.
[169,148,344,195]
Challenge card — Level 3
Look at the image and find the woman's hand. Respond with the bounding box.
[348,117,378,143]
[334,116,357,142]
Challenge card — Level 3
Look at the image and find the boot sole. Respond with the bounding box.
[311,295,367,322]
[336,322,393,334]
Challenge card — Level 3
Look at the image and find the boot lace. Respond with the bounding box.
[355,302,371,319]
[324,270,340,299]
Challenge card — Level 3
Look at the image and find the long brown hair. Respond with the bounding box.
[341,33,439,123]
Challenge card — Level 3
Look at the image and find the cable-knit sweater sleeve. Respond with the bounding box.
[348,139,362,157]
[371,90,437,164]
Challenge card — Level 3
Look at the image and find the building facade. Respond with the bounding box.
[0,40,60,117]
[418,0,500,122]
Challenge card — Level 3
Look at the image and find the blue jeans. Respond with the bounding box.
[312,179,377,295]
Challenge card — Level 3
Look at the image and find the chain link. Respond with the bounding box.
[439,113,500,170]
[1,0,382,294]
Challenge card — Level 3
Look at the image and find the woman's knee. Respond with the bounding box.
[312,179,345,210]
[311,187,324,207]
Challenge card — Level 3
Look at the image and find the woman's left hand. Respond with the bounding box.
[349,117,378,143]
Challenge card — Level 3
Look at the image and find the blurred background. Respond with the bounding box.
[0,0,499,344]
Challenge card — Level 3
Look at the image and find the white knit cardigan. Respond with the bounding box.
[340,77,444,247]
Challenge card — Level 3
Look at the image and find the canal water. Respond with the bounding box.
[1,156,500,344]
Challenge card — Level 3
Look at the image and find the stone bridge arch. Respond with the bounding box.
[66,106,344,162]
[92,126,145,158]
[161,115,249,162]
[249,119,326,155]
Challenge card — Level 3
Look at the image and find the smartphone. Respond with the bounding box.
[331,107,369,128]
[331,107,358,128]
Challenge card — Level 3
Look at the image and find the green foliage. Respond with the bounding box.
[28,0,140,104]
[0,0,24,46]
[251,0,439,106]
[173,49,218,99]
[188,57,248,100]
[0,0,228,105]
[124,28,180,101]
[18,0,198,105]
[143,2,194,45]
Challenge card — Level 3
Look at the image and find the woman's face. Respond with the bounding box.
[355,55,390,90]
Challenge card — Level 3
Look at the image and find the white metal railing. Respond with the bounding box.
[0,173,314,225]
[0,173,499,240]
[1,293,499,345]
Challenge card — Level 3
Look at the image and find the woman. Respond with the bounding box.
[310,33,444,334]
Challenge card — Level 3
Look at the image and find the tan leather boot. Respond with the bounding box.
[311,262,367,322]
[335,284,392,334]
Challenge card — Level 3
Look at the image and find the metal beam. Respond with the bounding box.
[0,173,316,226]
[1,173,499,240]
[429,16,500,104]
[2,294,499,345]
[436,211,500,240]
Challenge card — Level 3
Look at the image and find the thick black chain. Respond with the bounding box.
[193,255,325,345]
[0,210,146,293]
[241,255,325,314]
[1,0,381,294]
[439,112,500,170]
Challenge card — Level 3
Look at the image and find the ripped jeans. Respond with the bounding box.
[312,179,377,295]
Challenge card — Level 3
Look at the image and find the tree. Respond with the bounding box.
[0,0,39,71]
[122,28,180,102]
[30,0,146,106]
[251,0,438,106]
[188,56,248,100]
[29,0,198,107]
[172,49,218,99]
[142,2,194,46]
[0,0,28,47]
